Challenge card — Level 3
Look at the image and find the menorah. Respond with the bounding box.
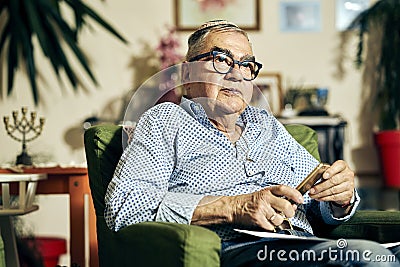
[3,107,45,165]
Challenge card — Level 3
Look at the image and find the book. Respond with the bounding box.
[234,229,400,248]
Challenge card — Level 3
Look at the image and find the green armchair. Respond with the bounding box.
[84,124,400,267]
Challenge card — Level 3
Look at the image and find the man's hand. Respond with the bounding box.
[308,160,355,215]
[191,185,303,231]
[230,185,303,231]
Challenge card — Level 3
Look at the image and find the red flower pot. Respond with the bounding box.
[21,237,67,267]
[375,130,400,188]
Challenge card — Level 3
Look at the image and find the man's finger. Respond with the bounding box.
[269,185,304,204]
[310,172,346,194]
[309,181,350,200]
[322,160,347,179]
[313,190,353,204]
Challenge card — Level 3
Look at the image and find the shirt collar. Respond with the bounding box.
[180,97,214,129]
[180,97,272,129]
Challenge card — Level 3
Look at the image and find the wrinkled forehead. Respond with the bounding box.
[202,31,253,57]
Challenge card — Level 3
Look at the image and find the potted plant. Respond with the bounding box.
[348,0,400,187]
[0,0,127,105]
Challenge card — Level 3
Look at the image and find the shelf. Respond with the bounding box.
[0,173,47,212]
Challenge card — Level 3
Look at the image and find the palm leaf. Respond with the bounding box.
[46,6,98,85]
[0,0,128,105]
[64,0,128,43]
[21,32,39,104]
[0,21,11,62]
[39,8,80,88]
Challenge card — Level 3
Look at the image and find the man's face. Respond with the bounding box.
[186,31,254,116]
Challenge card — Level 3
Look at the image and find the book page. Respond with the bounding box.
[234,229,400,248]
[234,229,329,241]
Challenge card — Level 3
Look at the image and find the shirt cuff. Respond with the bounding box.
[319,189,361,225]
[155,192,204,224]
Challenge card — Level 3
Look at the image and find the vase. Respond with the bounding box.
[375,130,400,188]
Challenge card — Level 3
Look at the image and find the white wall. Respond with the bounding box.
[1,0,380,263]
[0,0,378,173]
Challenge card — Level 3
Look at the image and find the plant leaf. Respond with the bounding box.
[47,7,98,85]
[64,0,128,44]
[0,0,128,104]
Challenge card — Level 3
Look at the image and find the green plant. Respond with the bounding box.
[0,0,128,104]
[348,0,400,130]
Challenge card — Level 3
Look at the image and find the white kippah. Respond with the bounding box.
[197,20,239,31]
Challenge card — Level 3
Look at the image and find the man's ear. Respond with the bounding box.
[181,61,190,84]
[181,61,192,97]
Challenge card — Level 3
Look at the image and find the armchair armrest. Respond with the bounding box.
[97,217,221,267]
[316,210,400,243]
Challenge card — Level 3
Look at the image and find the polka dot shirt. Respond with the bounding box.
[104,98,359,241]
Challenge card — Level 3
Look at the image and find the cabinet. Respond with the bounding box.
[278,116,347,164]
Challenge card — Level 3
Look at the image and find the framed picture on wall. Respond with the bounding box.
[174,0,260,31]
[335,0,370,31]
[279,1,321,32]
[252,72,283,116]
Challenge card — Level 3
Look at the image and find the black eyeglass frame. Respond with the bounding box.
[188,50,263,81]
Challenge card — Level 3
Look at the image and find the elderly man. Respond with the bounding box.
[105,20,399,266]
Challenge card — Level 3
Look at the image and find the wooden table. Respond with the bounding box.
[0,167,98,267]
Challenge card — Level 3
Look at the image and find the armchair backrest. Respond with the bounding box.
[285,124,320,161]
[84,124,123,216]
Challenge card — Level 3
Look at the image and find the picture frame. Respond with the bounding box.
[279,1,321,32]
[335,0,370,31]
[252,72,283,116]
[174,0,260,31]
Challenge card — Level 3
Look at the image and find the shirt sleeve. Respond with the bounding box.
[104,104,203,231]
[319,189,361,225]
[155,192,204,224]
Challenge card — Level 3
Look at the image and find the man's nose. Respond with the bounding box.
[224,64,243,81]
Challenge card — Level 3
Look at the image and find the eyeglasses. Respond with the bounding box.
[188,50,263,81]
